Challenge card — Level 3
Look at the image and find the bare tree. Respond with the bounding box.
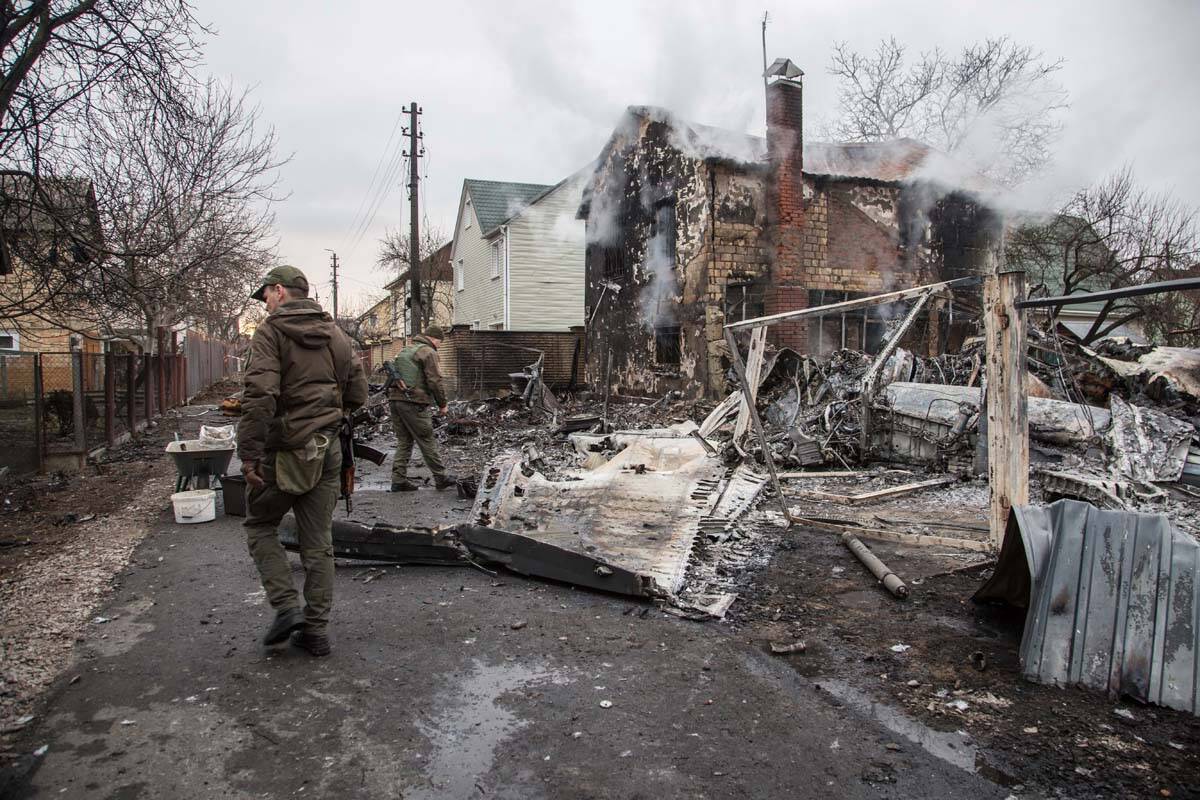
[337,292,389,349]
[825,36,1068,185]
[0,3,285,349]
[11,80,286,349]
[376,222,453,334]
[0,1,203,176]
[1010,167,1200,345]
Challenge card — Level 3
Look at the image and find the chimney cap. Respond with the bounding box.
[765,58,804,81]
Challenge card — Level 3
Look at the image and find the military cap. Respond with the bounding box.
[251,265,310,301]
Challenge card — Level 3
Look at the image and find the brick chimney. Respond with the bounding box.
[764,74,807,351]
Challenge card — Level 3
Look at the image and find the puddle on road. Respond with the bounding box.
[406,659,567,800]
[817,679,978,772]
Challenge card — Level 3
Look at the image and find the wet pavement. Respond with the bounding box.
[4,445,1007,799]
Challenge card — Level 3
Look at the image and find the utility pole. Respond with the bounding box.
[403,102,424,335]
[325,248,339,319]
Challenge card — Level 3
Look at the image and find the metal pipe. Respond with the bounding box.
[1014,277,1200,310]
[725,276,980,331]
[841,532,909,598]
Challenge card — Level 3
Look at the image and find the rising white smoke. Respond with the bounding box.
[637,227,678,329]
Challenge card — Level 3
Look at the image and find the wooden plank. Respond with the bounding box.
[733,327,767,443]
[724,327,792,525]
[724,276,980,331]
[984,271,1029,550]
[790,515,993,553]
[698,390,742,437]
[778,470,864,479]
[797,476,955,505]
[871,514,989,533]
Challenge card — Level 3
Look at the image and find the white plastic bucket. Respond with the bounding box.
[171,489,217,524]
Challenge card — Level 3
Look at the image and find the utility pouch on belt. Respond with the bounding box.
[275,433,330,495]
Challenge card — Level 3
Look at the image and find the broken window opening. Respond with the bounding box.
[725,282,766,323]
[654,324,682,366]
[652,203,677,265]
[809,290,895,356]
[601,244,628,280]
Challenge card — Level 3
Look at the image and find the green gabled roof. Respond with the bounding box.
[464,179,553,235]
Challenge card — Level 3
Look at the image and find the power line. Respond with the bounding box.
[347,146,406,254]
[347,150,407,256]
[340,108,407,249]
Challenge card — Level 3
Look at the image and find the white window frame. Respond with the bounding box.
[455,259,465,292]
[472,319,481,330]
[490,237,503,280]
[464,199,472,230]
[0,330,18,351]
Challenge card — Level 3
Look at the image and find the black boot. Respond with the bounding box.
[291,628,331,657]
[390,480,418,492]
[433,474,457,491]
[262,606,305,646]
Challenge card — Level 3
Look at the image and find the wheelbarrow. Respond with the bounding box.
[166,440,236,493]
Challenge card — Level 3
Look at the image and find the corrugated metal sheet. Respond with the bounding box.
[975,499,1200,715]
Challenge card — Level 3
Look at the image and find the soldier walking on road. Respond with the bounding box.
[388,324,455,492]
[237,266,368,657]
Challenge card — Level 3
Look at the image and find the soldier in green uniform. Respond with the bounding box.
[237,266,368,657]
[389,324,455,492]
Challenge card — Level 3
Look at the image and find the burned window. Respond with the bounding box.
[601,244,628,280]
[651,203,677,264]
[654,325,681,366]
[725,283,766,323]
[807,290,894,356]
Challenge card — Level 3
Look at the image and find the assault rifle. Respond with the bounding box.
[379,361,413,400]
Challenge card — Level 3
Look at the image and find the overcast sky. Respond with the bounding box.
[198,0,1200,309]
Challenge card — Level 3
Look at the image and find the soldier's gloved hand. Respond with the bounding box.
[242,459,265,490]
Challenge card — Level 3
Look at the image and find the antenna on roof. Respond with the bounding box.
[760,12,771,122]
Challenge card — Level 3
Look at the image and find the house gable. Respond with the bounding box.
[450,183,507,329]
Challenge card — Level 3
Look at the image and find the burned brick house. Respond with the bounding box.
[579,72,998,399]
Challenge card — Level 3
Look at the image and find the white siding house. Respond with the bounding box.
[449,175,587,331]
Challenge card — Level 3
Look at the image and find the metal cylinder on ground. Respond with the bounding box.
[840,532,909,598]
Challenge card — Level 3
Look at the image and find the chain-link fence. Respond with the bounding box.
[0,352,40,473]
[0,336,239,476]
[39,351,81,454]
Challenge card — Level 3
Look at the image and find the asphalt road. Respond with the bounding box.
[5,472,1007,799]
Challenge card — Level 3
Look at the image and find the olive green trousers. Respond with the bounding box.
[243,444,341,632]
[389,400,445,482]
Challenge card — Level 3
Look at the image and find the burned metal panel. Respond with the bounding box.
[1105,394,1194,482]
[471,433,726,593]
[457,525,659,597]
[975,499,1200,716]
[279,516,467,565]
